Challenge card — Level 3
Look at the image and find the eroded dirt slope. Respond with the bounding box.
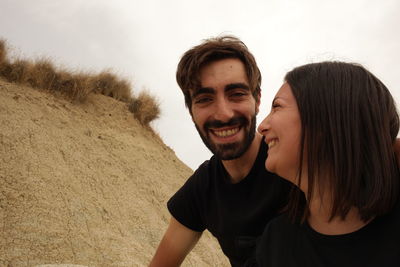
[0,80,228,266]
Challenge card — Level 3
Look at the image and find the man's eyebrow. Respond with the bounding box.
[225,83,250,91]
[191,83,249,99]
[191,87,215,99]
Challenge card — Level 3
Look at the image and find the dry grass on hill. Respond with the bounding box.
[129,90,161,126]
[0,39,159,126]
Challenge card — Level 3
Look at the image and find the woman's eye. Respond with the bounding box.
[272,102,281,109]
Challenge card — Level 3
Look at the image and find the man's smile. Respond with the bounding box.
[210,127,240,138]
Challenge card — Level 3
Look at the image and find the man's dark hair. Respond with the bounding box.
[176,35,261,112]
[285,61,400,222]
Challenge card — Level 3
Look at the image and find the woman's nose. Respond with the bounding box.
[257,114,270,135]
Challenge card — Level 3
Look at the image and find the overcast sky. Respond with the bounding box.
[1,0,399,170]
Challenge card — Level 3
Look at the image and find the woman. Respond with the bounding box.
[255,61,400,266]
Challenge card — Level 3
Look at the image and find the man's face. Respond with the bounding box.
[190,58,259,160]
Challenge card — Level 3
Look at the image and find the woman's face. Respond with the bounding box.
[258,83,303,185]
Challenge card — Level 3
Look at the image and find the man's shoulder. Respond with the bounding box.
[190,155,220,182]
[193,158,212,175]
[166,157,219,232]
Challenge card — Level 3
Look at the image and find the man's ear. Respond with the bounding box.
[188,106,193,118]
[255,92,261,115]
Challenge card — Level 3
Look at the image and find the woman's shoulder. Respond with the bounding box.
[255,213,300,266]
[261,213,299,240]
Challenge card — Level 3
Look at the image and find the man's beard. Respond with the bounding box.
[195,115,257,160]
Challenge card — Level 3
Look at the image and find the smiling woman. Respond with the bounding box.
[254,61,400,267]
[257,82,302,183]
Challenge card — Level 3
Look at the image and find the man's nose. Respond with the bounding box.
[214,98,234,121]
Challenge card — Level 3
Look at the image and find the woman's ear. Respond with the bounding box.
[394,138,400,167]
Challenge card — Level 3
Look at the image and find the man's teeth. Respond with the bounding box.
[268,139,277,148]
[214,128,239,137]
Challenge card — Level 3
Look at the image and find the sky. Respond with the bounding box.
[1,0,399,170]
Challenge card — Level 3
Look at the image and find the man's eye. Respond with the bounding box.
[195,97,212,104]
[230,92,247,98]
[232,93,245,97]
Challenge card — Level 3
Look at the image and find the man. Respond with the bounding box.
[149,36,292,266]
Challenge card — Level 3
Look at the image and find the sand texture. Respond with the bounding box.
[0,80,228,266]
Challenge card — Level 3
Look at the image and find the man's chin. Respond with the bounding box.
[217,153,243,161]
[212,142,247,160]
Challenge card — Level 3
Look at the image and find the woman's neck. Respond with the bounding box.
[307,191,369,235]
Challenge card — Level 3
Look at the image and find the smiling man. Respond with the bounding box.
[192,58,258,165]
[149,36,291,266]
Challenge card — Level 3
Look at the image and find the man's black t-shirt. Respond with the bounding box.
[167,139,291,266]
[255,199,400,267]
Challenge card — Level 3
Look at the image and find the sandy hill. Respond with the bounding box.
[0,79,228,266]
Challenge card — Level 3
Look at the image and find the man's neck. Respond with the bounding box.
[222,133,262,184]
